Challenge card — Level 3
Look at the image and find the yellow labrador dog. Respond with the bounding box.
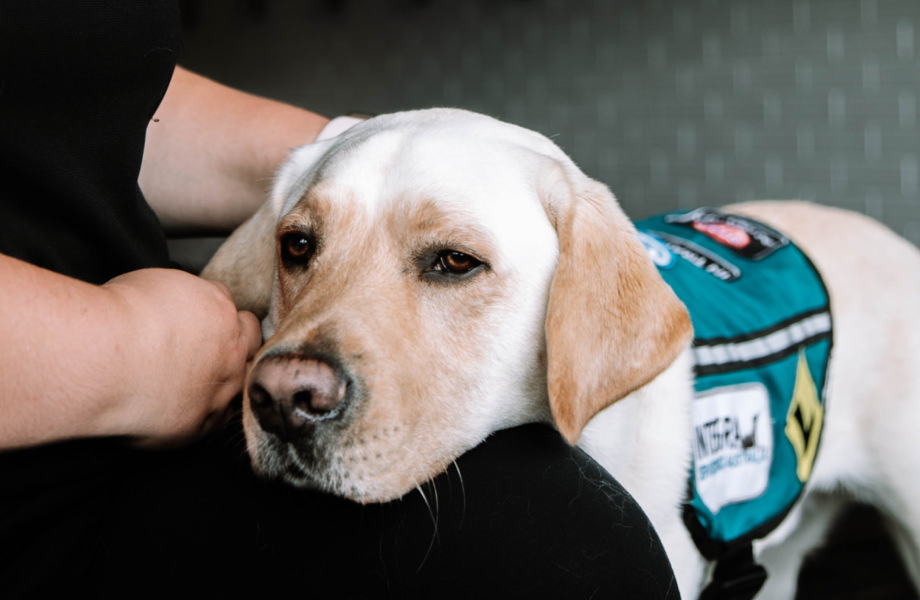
[203,109,920,599]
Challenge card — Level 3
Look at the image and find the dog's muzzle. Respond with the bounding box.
[247,354,350,439]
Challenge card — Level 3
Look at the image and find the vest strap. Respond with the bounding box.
[699,545,768,600]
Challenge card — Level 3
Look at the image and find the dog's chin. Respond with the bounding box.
[244,428,447,505]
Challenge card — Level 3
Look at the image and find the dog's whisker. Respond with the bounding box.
[450,459,467,525]
[412,480,441,573]
[414,479,439,528]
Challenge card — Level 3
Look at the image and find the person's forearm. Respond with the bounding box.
[139,67,329,235]
[0,254,138,448]
[0,253,259,450]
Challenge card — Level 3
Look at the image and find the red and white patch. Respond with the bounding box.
[693,221,751,250]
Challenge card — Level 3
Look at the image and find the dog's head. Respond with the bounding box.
[203,109,691,503]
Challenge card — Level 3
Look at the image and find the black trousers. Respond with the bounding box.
[1,419,680,599]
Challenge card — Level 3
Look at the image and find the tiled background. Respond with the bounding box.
[178,0,920,244]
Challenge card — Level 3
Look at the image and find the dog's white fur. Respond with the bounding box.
[204,109,920,599]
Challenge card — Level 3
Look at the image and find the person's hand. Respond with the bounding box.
[101,268,262,447]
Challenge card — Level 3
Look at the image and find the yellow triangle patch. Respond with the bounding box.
[785,350,824,482]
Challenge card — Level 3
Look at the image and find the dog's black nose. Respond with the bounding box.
[248,356,348,438]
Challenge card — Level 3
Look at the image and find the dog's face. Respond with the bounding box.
[204,109,691,503]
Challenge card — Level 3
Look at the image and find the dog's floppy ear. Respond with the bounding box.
[542,169,693,444]
[201,197,280,318]
[201,143,328,318]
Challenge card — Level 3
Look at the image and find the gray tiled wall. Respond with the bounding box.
[180,0,920,243]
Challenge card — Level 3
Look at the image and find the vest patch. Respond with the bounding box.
[786,350,824,482]
[635,208,833,560]
[691,383,773,515]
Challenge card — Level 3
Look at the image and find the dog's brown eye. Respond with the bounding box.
[286,236,310,257]
[436,251,482,275]
[280,231,314,266]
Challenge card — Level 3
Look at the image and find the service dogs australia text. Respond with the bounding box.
[694,415,768,481]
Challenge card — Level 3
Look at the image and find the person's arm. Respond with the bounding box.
[1,68,325,451]
[139,66,330,235]
[0,253,261,450]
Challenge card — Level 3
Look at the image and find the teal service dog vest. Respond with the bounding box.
[635,207,832,559]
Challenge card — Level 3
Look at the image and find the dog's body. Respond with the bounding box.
[203,109,920,598]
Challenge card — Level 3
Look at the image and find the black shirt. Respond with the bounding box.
[0,0,180,284]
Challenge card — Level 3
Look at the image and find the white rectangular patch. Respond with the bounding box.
[692,384,773,514]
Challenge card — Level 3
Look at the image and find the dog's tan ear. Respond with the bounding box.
[201,198,279,319]
[543,173,693,444]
